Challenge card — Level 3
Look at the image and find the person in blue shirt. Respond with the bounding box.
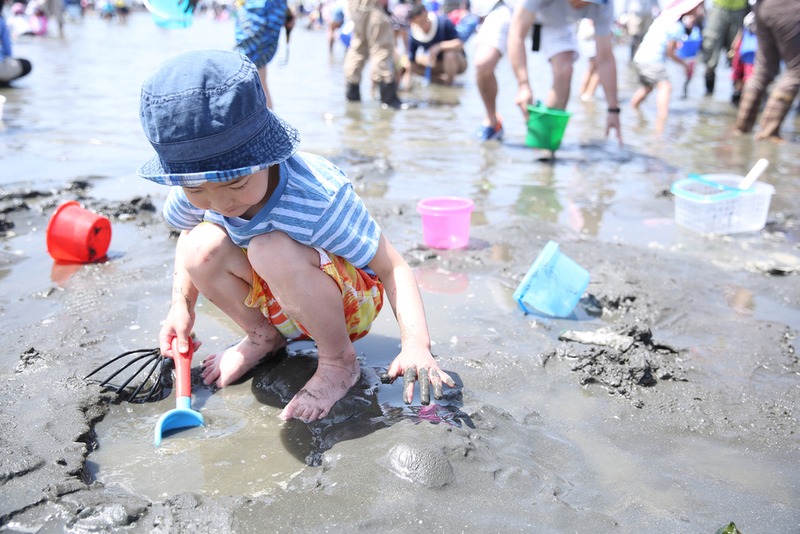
[403,4,467,86]
[137,50,455,422]
[0,0,32,85]
[630,0,705,122]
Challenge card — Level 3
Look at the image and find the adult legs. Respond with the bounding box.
[344,0,371,100]
[547,51,574,110]
[475,43,502,129]
[436,50,466,85]
[735,0,783,133]
[702,6,726,95]
[754,0,800,139]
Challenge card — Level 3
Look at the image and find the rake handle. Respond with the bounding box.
[170,338,192,400]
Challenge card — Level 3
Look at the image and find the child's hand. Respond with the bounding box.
[159,304,200,358]
[382,350,456,405]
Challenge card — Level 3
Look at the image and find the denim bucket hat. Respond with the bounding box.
[137,49,300,187]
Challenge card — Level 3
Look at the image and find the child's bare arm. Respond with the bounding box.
[368,235,456,404]
[159,230,201,356]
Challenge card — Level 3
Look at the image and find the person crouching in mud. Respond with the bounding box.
[136,49,455,422]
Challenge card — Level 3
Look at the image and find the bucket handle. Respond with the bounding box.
[688,174,753,192]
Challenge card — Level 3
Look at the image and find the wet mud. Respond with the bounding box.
[2,15,800,533]
[1,183,799,533]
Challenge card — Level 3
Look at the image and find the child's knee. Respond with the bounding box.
[184,224,234,272]
[248,231,319,275]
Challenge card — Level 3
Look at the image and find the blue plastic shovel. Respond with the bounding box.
[154,338,204,446]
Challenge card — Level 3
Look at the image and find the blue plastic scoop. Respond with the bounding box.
[154,338,204,446]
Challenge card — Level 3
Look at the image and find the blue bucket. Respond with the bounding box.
[677,27,702,58]
[512,241,590,317]
[144,0,193,29]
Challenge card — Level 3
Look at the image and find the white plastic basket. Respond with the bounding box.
[671,174,775,236]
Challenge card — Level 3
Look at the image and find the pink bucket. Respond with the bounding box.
[416,197,474,249]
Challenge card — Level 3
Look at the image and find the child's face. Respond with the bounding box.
[182,168,271,219]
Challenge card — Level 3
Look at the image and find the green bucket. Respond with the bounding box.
[525,102,572,151]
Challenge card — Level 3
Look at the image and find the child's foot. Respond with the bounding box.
[201,334,286,388]
[279,357,361,421]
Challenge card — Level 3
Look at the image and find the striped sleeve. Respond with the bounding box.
[162,187,206,230]
[313,183,381,268]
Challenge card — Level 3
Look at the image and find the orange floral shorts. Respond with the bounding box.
[244,248,384,342]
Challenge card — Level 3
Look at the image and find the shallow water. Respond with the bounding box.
[2,9,800,528]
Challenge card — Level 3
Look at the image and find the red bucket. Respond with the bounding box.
[46,201,112,263]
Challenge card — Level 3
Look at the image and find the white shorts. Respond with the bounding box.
[540,23,579,62]
[475,4,513,55]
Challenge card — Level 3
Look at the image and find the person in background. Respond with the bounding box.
[619,0,660,60]
[344,0,404,108]
[41,0,64,36]
[234,0,290,109]
[472,0,515,141]
[701,0,748,96]
[26,1,48,35]
[323,0,345,54]
[507,0,623,144]
[7,2,32,37]
[629,0,704,124]
[404,3,467,86]
[733,0,800,142]
[0,0,33,85]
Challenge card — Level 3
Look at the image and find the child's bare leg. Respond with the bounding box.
[247,231,360,421]
[655,80,671,118]
[630,85,652,110]
[182,224,286,387]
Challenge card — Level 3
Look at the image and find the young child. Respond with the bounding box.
[137,49,454,422]
[629,0,704,119]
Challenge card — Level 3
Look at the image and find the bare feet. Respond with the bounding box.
[279,356,361,421]
[201,334,286,388]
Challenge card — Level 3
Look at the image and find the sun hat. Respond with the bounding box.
[410,11,438,44]
[137,49,300,187]
[657,0,704,23]
[11,2,25,14]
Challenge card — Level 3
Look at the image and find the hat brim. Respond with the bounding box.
[136,108,300,187]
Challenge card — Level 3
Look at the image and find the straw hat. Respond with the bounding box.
[410,11,438,44]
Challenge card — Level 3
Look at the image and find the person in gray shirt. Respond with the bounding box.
[508,0,622,144]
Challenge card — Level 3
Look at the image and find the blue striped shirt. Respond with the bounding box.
[162,152,381,268]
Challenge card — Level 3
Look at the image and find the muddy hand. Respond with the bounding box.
[403,365,417,404]
[401,366,450,405]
